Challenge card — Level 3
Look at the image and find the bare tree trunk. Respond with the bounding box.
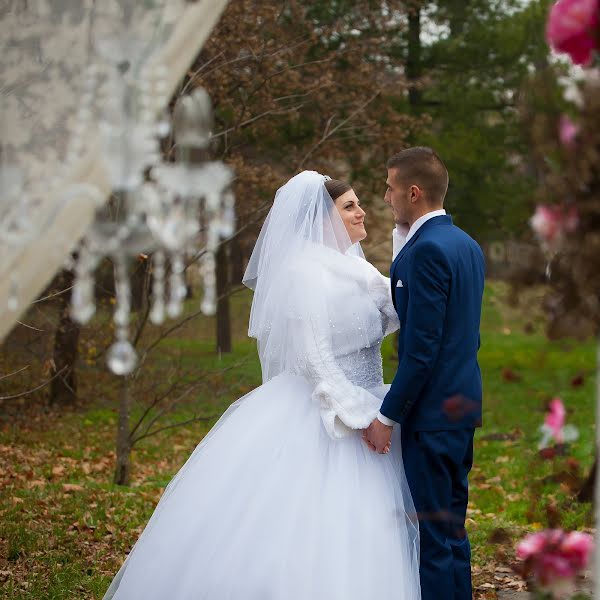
[49,270,80,406]
[229,235,245,285]
[447,0,469,37]
[216,242,232,354]
[114,376,132,486]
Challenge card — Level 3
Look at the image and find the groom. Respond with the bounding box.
[364,147,485,600]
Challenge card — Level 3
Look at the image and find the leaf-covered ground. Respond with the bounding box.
[0,281,595,598]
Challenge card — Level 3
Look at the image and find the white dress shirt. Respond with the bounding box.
[377,209,447,427]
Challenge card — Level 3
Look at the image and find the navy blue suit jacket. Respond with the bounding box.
[380,215,485,430]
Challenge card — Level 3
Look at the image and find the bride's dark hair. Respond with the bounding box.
[324,178,352,201]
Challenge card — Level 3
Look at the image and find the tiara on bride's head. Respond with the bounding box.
[322,175,331,182]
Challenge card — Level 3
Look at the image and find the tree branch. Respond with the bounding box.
[131,413,222,444]
[0,366,67,401]
[0,365,30,382]
[298,91,381,168]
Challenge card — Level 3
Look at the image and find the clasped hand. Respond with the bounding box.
[362,419,392,454]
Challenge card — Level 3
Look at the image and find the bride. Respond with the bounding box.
[102,170,421,600]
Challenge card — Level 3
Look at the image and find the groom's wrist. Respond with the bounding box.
[377,412,396,427]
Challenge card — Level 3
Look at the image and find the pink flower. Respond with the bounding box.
[539,553,575,584]
[561,531,594,569]
[546,0,600,66]
[546,397,566,441]
[559,114,580,147]
[516,529,594,595]
[539,397,579,449]
[517,532,547,559]
[530,205,579,248]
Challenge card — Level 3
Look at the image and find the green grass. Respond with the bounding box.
[0,280,596,598]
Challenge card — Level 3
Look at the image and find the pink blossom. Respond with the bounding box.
[545,397,566,442]
[516,529,594,595]
[517,532,547,559]
[558,114,580,147]
[539,396,580,450]
[538,553,575,584]
[530,205,579,247]
[546,0,600,66]
[560,531,594,569]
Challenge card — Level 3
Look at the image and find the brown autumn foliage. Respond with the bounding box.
[190,0,423,266]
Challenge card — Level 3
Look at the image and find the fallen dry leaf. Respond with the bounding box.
[62,483,84,492]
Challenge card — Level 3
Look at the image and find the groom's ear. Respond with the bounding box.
[409,184,421,203]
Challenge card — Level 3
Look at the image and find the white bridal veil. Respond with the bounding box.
[242,170,372,382]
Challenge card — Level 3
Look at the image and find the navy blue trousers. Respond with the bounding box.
[401,428,474,600]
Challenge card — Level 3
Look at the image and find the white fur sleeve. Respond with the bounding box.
[289,314,381,440]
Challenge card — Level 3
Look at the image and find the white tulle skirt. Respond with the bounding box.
[103,373,421,600]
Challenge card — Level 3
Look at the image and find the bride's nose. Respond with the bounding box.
[357,206,366,218]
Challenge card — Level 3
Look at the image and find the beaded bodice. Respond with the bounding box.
[337,344,384,390]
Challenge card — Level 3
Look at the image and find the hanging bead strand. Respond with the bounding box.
[150,250,166,325]
[107,255,138,375]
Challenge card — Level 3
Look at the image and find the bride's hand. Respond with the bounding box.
[362,420,393,454]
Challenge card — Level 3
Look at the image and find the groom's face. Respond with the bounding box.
[385,168,410,225]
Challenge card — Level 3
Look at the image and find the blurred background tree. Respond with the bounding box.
[399,0,552,238]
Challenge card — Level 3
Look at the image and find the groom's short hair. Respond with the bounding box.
[387,147,449,205]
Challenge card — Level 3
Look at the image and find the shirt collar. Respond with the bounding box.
[405,209,447,243]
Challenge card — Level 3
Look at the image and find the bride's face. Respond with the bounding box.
[334,189,367,244]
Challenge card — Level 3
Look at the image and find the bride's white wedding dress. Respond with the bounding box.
[103,172,420,600]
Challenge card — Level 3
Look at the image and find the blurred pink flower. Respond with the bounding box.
[546,397,566,441]
[562,531,595,569]
[546,0,600,66]
[539,553,574,584]
[539,397,579,450]
[516,529,594,596]
[530,205,579,248]
[559,114,580,147]
[517,532,547,559]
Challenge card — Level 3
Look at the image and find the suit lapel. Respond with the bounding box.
[391,230,420,272]
[390,215,452,273]
[390,215,453,308]
[390,231,420,311]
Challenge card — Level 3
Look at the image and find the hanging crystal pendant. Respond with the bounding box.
[199,251,217,316]
[106,256,138,376]
[150,250,166,325]
[167,253,187,318]
[107,337,138,376]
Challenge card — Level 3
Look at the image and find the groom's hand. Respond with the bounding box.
[362,419,393,454]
